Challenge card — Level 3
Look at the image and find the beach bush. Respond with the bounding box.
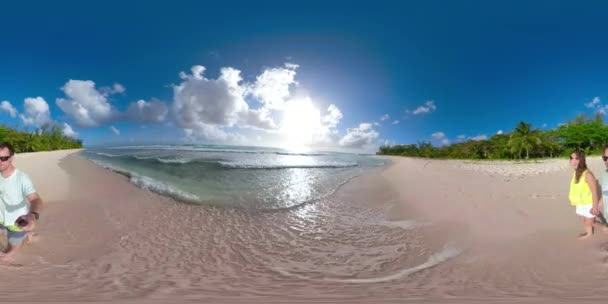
[0,123,83,153]
[379,114,608,160]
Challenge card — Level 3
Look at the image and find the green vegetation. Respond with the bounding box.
[378,114,608,159]
[0,123,83,153]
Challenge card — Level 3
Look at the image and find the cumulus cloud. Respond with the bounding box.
[470,134,487,141]
[100,83,126,95]
[432,132,446,139]
[585,97,601,108]
[315,104,343,144]
[392,120,399,125]
[583,97,608,115]
[110,126,120,135]
[432,131,450,145]
[457,135,466,141]
[171,66,251,140]
[380,114,389,121]
[0,100,17,118]
[239,107,277,130]
[412,100,436,115]
[125,99,168,123]
[339,123,379,148]
[56,80,115,127]
[496,130,504,135]
[62,123,78,138]
[250,63,298,110]
[19,97,52,127]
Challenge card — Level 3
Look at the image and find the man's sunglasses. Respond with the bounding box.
[0,156,11,162]
[603,155,608,162]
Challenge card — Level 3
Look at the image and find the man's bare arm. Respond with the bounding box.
[26,192,43,214]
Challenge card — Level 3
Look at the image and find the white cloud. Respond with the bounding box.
[171,66,251,140]
[412,100,436,115]
[56,80,115,127]
[373,121,380,126]
[0,100,17,118]
[250,63,298,110]
[239,107,277,130]
[457,135,466,140]
[432,132,446,139]
[100,83,126,95]
[125,99,168,123]
[470,134,487,141]
[585,97,601,108]
[110,126,120,135]
[496,130,504,135]
[62,122,78,138]
[19,97,52,127]
[432,131,450,145]
[322,104,343,130]
[392,120,399,125]
[583,97,608,116]
[315,104,343,144]
[339,123,379,148]
[380,114,389,121]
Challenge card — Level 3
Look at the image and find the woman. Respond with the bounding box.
[568,150,600,239]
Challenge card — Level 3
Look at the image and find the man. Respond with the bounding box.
[0,142,42,262]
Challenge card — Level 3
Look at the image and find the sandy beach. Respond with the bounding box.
[3,150,608,303]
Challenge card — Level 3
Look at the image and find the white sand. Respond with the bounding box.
[2,150,608,303]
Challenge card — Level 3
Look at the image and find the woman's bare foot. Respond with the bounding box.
[578,232,593,240]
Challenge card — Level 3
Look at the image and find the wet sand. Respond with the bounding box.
[3,150,608,303]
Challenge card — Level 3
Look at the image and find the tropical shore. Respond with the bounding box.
[2,150,608,303]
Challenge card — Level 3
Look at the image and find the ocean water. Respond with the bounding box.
[82,144,386,209]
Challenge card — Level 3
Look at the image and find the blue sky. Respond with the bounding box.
[1,1,608,151]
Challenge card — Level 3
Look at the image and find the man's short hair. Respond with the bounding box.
[0,142,15,156]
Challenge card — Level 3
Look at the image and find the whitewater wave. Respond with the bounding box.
[218,161,358,169]
[87,159,202,204]
[105,145,327,156]
[273,242,463,283]
[88,151,121,157]
[155,158,191,164]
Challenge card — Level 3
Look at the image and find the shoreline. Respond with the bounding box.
[3,150,608,302]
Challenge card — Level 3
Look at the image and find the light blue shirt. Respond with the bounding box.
[0,169,36,226]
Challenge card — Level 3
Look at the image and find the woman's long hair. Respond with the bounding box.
[573,150,588,183]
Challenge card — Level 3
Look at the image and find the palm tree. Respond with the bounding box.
[508,121,542,159]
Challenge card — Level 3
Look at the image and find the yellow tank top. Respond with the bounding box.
[569,170,593,206]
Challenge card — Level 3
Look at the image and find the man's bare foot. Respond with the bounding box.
[578,232,593,240]
[0,253,14,264]
[24,233,36,244]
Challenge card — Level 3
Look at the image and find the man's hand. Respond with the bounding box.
[16,213,37,231]
[591,206,600,216]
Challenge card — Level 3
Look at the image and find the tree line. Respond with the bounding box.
[378,114,608,159]
[0,123,83,153]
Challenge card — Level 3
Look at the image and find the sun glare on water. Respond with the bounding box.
[280,99,322,152]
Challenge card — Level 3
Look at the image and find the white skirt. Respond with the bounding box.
[576,204,595,218]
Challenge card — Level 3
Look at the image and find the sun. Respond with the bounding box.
[280,98,321,151]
